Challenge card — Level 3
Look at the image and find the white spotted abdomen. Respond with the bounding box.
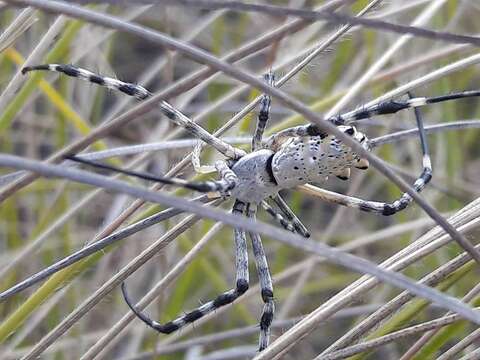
[271,136,357,189]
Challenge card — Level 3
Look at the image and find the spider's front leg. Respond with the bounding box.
[66,156,238,194]
[252,71,275,151]
[22,64,245,161]
[122,200,250,334]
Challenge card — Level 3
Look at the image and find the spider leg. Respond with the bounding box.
[266,88,480,142]
[300,184,397,214]
[22,64,245,160]
[375,92,432,216]
[271,194,310,238]
[122,200,249,334]
[300,98,432,216]
[301,180,427,215]
[247,204,274,352]
[67,155,237,194]
[23,64,151,99]
[252,71,274,151]
[260,200,297,234]
[333,89,480,125]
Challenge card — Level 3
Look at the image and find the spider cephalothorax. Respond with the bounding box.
[20,63,463,352]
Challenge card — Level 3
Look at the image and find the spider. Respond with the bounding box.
[20,63,480,351]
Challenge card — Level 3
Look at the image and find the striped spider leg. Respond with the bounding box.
[252,70,275,152]
[21,64,246,161]
[266,88,480,146]
[269,194,310,238]
[122,199,251,335]
[246,204,275,351]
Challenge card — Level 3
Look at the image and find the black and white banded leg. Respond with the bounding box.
[272,194,310,237]
[332,89,480,125]
[377,93,432,216]
[300,184,416,215]
[22,64,245,160]
[247,205,274,351]
[266,89,480,142]
[260,200,297,234]
[66,155,238,194]
[252,71,275,151]
[122,200,249,333]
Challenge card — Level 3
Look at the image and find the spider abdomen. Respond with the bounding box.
[229,149,281,203]
[271,135,358,188]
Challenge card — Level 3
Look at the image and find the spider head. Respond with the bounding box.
[338,125,370,170]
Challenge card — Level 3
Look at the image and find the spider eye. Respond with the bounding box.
[344,127,355,136]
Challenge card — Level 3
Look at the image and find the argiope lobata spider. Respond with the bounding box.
[20,63,480,351]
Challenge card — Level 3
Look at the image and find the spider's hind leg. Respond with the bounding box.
[247,204,274,351]
[122,200,250,334]
[356,92,433,216]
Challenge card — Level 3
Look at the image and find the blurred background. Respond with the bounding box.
[1,1,480,359]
